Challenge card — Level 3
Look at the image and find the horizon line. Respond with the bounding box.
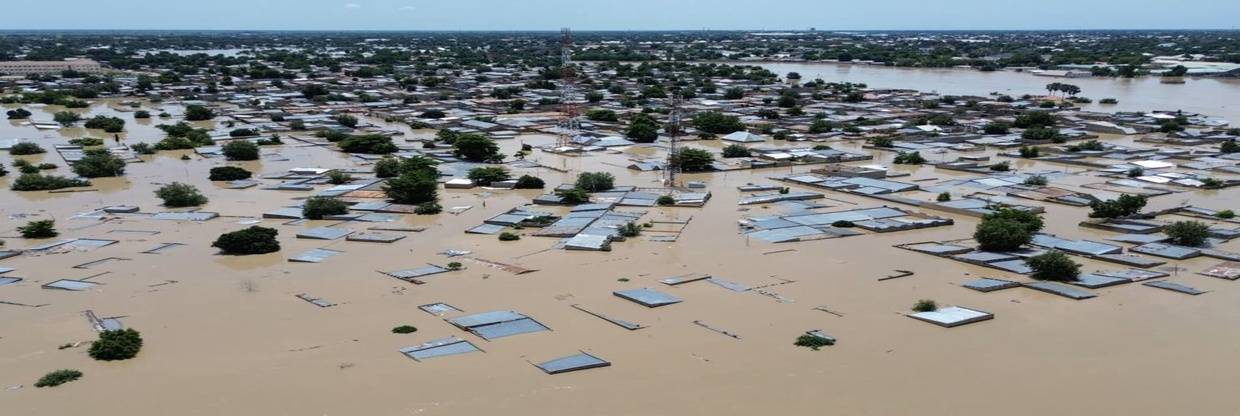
[2,28,1240,33]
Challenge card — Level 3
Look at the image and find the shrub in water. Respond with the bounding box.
[467,166,511,186]
[302,196,348,220]
[155,182,208,207]
[221,140,260,161]
[618,222,642,238]
[575,172,615,192]
[10,142,46,155]
[327,171,353,185]
[893,151,926,165]
[830,220,854,228]
[414,201,442,215]
[212,226,280,255]
[1089,194,1147,218]
[498,232,521,241]
[88,329,143,361]
[514,175,545,189]
[208,166,252,181]
[339,134,397,154]
[912,299,938,312]
[722,144,751,158]
[1164,221,1212,247]
[10,173,90,191]
[384,171,438,205]
[72,149,126,178]
[1026,250,1081,281]
[35,370,83,388]
[374,157,401,178]
[556,187,590,205]
[18,219,58,238]
[794,334,834,350]
[391,325,418,334]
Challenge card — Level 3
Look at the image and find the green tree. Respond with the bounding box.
[213,226,280,255]
[35,370,83,388]
[1164,221,1211,247]
[9,142,46,155]
[1089,194,1147,218]
[302,196,349,219]
[1220,139,1239,154]
[893,151,926,165]
[1013,111,1055,128]
[556,187,590,205]
[10,174,90,191]
[586,109,618,122]
[335,114,358,127]
[72,149,126,178]
[339,134,398,154]
[467,166,511,186]
[514,175,545,189]
[452,134,501,162]
[374,157,402,178]
[18,219,58,238]
[575,172,615,192]
[155,182,208,207]
[809,119,834,134]
[691,112,745,134]
[1026,250,1081,281]
[6,108,32,119]
[983,122,1011,135]
[185,105,215,121]
[626,114,660,142]
[384,171,439,204]
[221,141,260,161]
[88,329,143,361]
[53,111,82,126]
[208,166,252,181]
[83,115,125,132]
[722,144,751,158]
[985,208,1044,233]
[670,148,714,172]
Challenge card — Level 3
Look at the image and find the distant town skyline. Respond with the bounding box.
[3,0,1240,31]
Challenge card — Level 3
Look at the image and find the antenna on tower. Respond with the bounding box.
[556,27,579,150]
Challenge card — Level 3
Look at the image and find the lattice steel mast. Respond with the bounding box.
[556,28,579,149]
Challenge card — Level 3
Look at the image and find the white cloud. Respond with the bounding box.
[344,3,361,9]
[399,5,416,11]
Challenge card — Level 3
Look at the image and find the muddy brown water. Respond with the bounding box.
[1,101,1239,415]
[755,62,1240,123]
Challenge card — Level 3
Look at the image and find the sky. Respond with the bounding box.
[2,0,1239,31]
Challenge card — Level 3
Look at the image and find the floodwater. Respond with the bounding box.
[755,62,1240,122]
[1,99,1239,415]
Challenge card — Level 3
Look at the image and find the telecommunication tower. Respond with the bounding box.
[664,91,682,187]
[556,28,579,149]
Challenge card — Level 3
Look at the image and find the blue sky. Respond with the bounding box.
[3,0,1238,31]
